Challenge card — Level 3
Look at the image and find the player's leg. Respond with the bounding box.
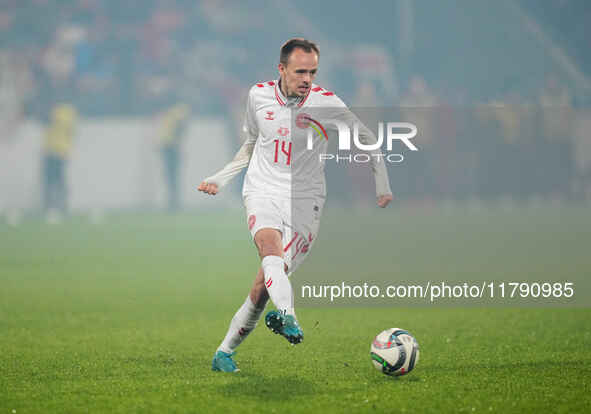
[249,265,270,307]
[212,267,269,372]
[266,197,324,343]
[255,227,304,344]
[254,228,296,317]
[213,198,281,371]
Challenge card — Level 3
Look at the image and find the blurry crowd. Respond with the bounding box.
[389,74,590,202]
[0,0,590,214]
[333,74,590,205]
[0,0,261,122]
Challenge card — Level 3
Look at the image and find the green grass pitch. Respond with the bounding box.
[1,207,590,413]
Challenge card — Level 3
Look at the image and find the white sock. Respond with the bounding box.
[261,255,295,317]
[218,296,265,354]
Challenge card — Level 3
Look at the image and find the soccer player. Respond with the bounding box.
[198,38,392,372]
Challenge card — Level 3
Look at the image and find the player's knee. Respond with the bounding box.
[258,243,282,259]
[254,229,282,258]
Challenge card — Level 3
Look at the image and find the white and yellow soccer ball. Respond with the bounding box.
[370,328,420,376]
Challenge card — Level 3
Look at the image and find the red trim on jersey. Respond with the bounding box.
[256,83,264,88]
[267,81,275,86]
[274,83,285,106]
[322,92,334,96]
[275,80,312,107]
[311,87,323,92]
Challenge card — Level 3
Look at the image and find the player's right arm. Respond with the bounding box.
[198,88,259,196]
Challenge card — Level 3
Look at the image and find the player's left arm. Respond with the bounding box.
[330,97,393,208]
[355,118,393,208]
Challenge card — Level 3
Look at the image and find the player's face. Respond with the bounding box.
[278,48,318,97]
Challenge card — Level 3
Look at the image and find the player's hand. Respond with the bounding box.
[377,194,393,208]
[198,181,219,195]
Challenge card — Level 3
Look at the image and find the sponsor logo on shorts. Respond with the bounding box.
[248,214,256,230]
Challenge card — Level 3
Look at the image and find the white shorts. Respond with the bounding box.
[244,196,324,275]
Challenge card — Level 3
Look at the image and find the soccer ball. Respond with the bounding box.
[370,328,420,376]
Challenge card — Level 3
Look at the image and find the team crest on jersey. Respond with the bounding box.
[295,113,311,128]
[265,111,274,120]
[278,127,289,136]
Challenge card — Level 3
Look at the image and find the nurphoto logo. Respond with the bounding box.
[298,113,419,164]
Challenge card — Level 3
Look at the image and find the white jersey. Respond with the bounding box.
[205,80,392,199]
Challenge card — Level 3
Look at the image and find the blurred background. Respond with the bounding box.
[1,4,590,411]
[0,0,590,221]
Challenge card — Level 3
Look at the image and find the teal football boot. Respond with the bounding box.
[211,350,239,372]
[265,310,304,344]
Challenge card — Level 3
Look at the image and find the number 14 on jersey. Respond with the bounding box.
[273,139,292,165]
